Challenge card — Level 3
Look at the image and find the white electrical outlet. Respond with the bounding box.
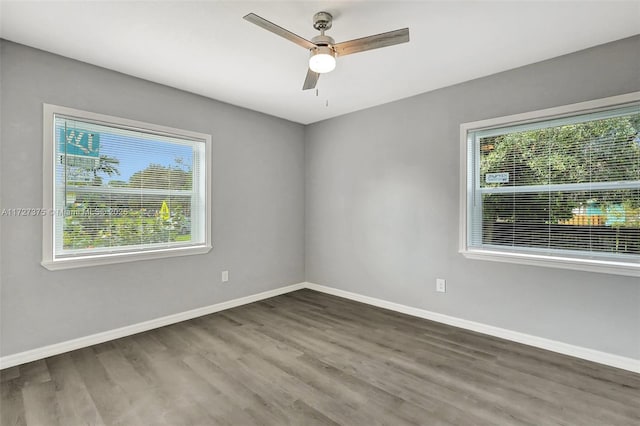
[436,278,446,293]
[221,270,229,283]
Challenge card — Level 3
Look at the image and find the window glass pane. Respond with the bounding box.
[54,115,203,257]
[480,189,640,257]
[479,114,640,189]
[468,104,640,263]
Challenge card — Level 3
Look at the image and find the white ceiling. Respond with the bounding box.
[1,1,639,124]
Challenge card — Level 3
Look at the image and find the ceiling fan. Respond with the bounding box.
[243,11,410,90]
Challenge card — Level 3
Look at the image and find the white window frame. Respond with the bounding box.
[42,104,212,270]
[459,92,640,277]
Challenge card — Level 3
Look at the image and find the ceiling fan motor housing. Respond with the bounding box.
[311,34,337,59]
[312,13,336,61]
[311,35,335,47]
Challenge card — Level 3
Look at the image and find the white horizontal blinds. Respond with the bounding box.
[191,141,206,245]
[469,105,640,260]
[54,114,203,258]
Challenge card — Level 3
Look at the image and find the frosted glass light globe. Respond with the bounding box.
[309,47,336,73]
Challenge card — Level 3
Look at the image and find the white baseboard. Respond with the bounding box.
[0,282,305,370]
[2,281,638,373]
[304,282,640,374]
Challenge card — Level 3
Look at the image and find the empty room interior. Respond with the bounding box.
[1,1,639,425]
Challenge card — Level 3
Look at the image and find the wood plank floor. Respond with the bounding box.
[1,289,639,425]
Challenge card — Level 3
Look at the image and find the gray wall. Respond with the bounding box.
[305,35,640,359]
[0,40,305,356]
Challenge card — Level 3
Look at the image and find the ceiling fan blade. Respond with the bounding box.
[303,68,320,90]
[334,28,409,57]
[244,13,316,50]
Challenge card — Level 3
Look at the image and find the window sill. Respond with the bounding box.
[42,244,212,271]
[460,249,640,277]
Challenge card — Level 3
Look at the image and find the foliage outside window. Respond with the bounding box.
[461,94,640,276]
[42,105,211,270]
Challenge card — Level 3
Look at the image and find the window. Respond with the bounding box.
[42,104,211,270]
[460,93,640,276]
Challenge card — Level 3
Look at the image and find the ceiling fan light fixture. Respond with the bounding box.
[243,12,409,90]
[309,46,336,73]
